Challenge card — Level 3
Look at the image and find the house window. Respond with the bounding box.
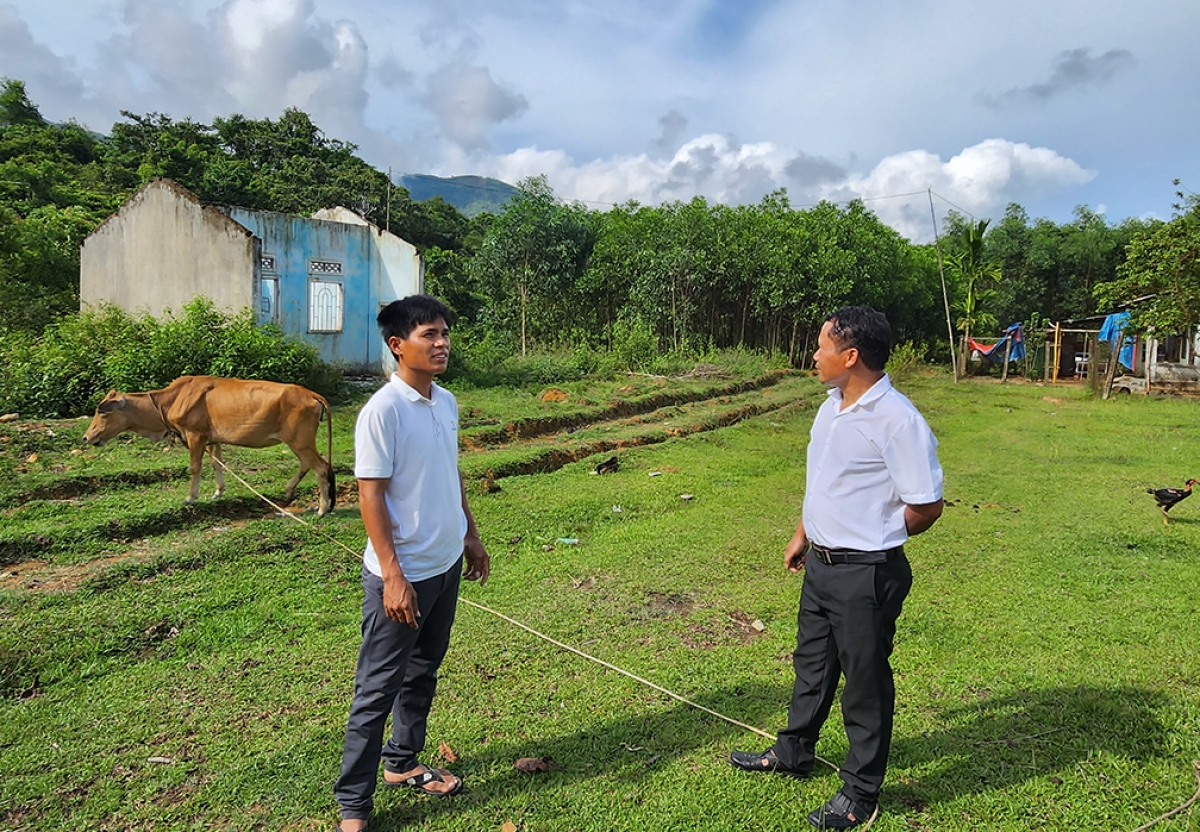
[309,259,343,276]
[261,254,277,273]
[309,280,344,332]
[260,278,278,322]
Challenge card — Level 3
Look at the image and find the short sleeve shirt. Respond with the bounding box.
[802,374,943,552]
[354,374,466,581]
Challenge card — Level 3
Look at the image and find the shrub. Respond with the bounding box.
[886,341,925,381]
[0,299,346,418]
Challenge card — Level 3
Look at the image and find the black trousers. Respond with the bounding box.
[771,549,912,805]
[334,559,462,820]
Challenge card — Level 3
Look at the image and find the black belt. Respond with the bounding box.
[809,543,901,565]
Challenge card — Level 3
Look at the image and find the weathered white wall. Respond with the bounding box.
[80,180,256,316]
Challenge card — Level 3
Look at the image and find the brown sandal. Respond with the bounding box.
[384,764,463,796]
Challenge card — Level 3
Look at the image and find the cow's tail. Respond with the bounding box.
[319,394,335,510]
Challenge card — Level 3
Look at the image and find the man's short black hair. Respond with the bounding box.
[826,306,892,372]
[377,295,453,343]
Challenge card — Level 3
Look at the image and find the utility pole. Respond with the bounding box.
[929,189,958,383]
[386,166,391,233]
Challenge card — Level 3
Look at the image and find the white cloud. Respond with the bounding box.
[831,140,1096,238]
[460,136,1094,240]
[0,2,88,113]
[423,61,528,151]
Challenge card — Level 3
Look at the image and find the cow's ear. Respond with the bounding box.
[97,396,125,414]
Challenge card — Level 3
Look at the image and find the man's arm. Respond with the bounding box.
[359,478,420,628]
[904,499,943,536]
[459,471,490,586]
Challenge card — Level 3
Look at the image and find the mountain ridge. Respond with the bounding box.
[399,173,517,217]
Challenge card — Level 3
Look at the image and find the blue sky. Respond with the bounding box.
[3,0,1197,240]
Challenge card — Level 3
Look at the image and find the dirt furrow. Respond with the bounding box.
[464,395,807,481]
[461,369,791,447]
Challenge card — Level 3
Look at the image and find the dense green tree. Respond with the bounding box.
[472,176,597,354]
[1096,188,1200,355]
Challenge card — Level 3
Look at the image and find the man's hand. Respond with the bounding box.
[383,574,420,628]
[784,524,809,573]
[463,534,490,586]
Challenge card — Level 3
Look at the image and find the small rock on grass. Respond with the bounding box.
[0,413,17,423]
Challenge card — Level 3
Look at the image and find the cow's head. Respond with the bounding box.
[84,390,172,445]
[83,391,131,446]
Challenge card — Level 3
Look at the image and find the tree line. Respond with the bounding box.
[3,76,1196,373]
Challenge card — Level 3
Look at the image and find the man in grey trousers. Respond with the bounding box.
[334,295,490,832]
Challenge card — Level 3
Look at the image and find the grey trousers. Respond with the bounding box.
[772,549,912,806]
[334,559,462,820]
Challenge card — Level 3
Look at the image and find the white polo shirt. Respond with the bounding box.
[803,374,943,552]
[354,374,466,582]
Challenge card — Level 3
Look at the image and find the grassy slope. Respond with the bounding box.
[1,376,1199,830]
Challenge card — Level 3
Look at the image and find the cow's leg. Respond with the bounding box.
[209,444,226,499]
[185,435,206,504]
[314,454,334,517]
[281,461,310,506]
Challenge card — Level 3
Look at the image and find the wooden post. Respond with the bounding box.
[1001,332,1012,382]
[1051,323,1062,384]
[1088,336,1099,394]
[1102,336,1121,399]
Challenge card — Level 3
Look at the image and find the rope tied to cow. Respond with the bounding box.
[208,453,1198,832]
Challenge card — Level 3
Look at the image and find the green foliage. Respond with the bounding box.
[1,76,1194,382]
[472,175,598,355]
[885,341,926,381]
[1095,187,1200,340]
[0,299,346,417]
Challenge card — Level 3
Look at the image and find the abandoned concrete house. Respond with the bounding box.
[80,178,423,372]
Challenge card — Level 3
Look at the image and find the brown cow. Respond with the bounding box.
[84,376,335,516]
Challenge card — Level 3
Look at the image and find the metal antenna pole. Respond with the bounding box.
[929,189,958,382]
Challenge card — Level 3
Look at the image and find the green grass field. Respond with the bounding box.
[2,372,1199,831]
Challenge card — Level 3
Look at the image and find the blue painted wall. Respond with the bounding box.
[227,208,380,371]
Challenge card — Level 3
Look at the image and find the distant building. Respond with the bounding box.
[80,178,423,373]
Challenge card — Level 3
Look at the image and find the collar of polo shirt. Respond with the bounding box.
[828,373,892,413]
[390,373,439,406]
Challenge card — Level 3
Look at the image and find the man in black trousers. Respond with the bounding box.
[730,306,943,829]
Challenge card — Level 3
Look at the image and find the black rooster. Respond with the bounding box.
[594,455,619,475]
[1148,478,1199,525]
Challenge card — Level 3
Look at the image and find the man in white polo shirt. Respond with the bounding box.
[335,295,490,832]
[730,306,943,829]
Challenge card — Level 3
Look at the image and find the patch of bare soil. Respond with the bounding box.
[644,591,696,617]
[1,520,253,592]
[680,610,766,649]
[0,552,145,592]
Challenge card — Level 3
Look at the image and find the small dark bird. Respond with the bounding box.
[595,455,619,475]
[1148,478,1199,525]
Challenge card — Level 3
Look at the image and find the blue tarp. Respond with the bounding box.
[969,322,1026,363]
[1098,311,1136,370]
